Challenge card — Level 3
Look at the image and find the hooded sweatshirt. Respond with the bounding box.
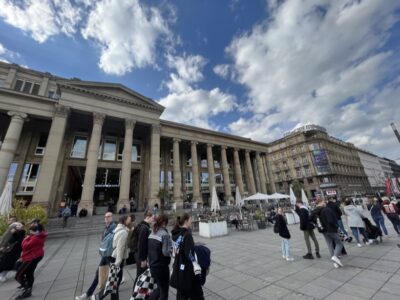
[344,205,365,228]
[112,224,130,266]
[21,231,48,262]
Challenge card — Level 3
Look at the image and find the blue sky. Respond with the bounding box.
[1,0,400,161]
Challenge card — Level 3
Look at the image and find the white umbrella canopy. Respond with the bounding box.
[269,192,290,199]
[235,186,243,207]
[243,193,271,201]
[210,186,221,211]
[289,186,296,205]
[301,189,309,207]
[0,180,13,216]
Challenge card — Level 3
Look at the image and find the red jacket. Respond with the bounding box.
[21,231,48,262]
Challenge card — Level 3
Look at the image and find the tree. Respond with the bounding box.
[291,180,303,200]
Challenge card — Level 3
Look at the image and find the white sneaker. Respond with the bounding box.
[75,293,88,300]
[367,240,373,245]
[331,256,343,267]
[286,257,294,261]
[357,243,362,247]
[282,255,286,259]
[0,276,6,283]
[333,262,339,268]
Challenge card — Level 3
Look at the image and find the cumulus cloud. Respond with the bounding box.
[82,0,172,75]
[227,0,400,159]
[159,54,236,129]
[0,0,83,43]
[213,64,231,79]
[0,43,20,63]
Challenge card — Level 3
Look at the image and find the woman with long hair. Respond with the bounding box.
[171,213,204,300]
[343,198,371,247]
[148,214,171,300]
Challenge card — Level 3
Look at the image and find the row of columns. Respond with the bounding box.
[169,140,269,209]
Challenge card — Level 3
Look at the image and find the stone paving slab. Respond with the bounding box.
[0,219,399,299]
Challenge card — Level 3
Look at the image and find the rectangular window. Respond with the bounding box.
[47,90,59,100]
[296,168,302,178]
[214,160,221,169]
[14,79,23,91]
[215,173,223,184]
[7,162,18,181]
[117,141,124,161]
[19,163,40,193]
[170,150,173,165]
[0,78,5,87]
[132,144,141,162]
[22,81,32,93]
[31,83,40,95]
[14,79,41,95]
[102,139,117,160]
[186,171,193,184]
[70,136,87,158]
[201,172,209,184]
[35,133,48,155]
[200,159,207,168]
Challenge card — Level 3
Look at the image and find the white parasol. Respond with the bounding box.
[210,186,221,212]
[289,186,296,205]
[0,180,13,216]
[301,189,309,207]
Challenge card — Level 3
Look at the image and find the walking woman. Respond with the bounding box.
[148,214,172,300]
[381,197,400,235]
[343,199,371,247]
[171,213,204,300]
[367,197,388,236]
[15,221,47,299]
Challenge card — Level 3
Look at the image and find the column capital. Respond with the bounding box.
[93,112,106,125]
[245,149,252,154]
[207,143,214,148]
[191,140,198,146]
[54,104,70,118]
[221,145,228,150]
[7,111,28,120]
[233,147,240,152]
[125,119,136,130]
[173,138,181,143]
[152,124,161,134]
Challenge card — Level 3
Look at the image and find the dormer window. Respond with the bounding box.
[14,79,41,95]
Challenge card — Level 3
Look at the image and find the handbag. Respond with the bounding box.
[131,268,157,300]
[170,235,193,292]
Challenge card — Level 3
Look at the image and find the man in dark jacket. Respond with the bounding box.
[311,198,344,268]
[295,200,320,259]
[327,198,351,242]
[133,210,154,287]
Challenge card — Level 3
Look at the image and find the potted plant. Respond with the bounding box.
[255,209,267,229]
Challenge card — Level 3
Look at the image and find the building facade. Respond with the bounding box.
[267,125,371,199]
[357,150,385,193]
[0,62,270,216]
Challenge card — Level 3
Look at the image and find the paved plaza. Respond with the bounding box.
[0,221,400,300]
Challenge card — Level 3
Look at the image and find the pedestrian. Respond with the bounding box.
[327,198,352,242]
[71,201,78,217]
[343,198,372,247]
[148,214,172,300]
[14,220,48,299]
[171,213,204,300]
[381,197,400,235]
[0,221,25,283]
[97,215,132,300]
[129,197,135,213]
[61,205,71,228]
[75,212,116,300]
[295,200,320,259]
[367,197,388,236]
[274,207,294,261]
[310,198,344,269]
[132,210,154,288]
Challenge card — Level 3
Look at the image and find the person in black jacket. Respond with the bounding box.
[171,213,204,300]
[327,198,351,242]
[295,200,320,259]
[274,208,294,261]
[311,198,344,268]
[148,214,171,300]
[133,210,154,288]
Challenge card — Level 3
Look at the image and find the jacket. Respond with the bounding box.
[103,222,116,240]
[274,214,290,239]
[171,227,195,263]
[21,231,48,262]
[311,206,338,233]
[326,201,342,220]
[344,205,365,228]
[137,221,151,261]
[295,205,314,231]
[148,227,172,268]
[367,204,383,219]
[381,200,399,215]
[111,224,129,266]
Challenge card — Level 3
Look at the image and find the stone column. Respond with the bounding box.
[79,112,105,215]
[0,111,28,193]
[32,105,70,208]
[149,124,161,208]
[191,141,201,204]
[262,155,275,193]
[256,152,267,194]
[233,148,244,197]
[207,144,215,195]
[117,119,136,211]
[245,150,256,195]
[173,138,182,208]
[221,146,232,204]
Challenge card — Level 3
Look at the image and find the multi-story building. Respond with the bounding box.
[357,149,385,193]
[383,158,400,178]
[267,124,371,199]
[0,62,271,216]
[379,158,393,179]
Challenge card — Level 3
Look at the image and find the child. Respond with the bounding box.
[274,208,294,261]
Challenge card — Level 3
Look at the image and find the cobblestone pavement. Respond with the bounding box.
[0,221,399,300]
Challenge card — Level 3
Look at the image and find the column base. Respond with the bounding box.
[225,195,234,206]
[78,201,94,216]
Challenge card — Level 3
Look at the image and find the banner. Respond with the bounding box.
[391,178,400,195]
[385,178,393,196]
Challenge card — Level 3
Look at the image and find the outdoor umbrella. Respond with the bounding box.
[235,186,243,207]
[210,186,221,212]
[289,186,296,205]
[0,180,13,216]
[269,192,290,199]
[301,189,309,207]
[243,193,271,201]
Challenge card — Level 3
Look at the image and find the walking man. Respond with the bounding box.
[327,198,352,242]
[75,212,116,300]
[311,198,344,268]
[295,200,320,259]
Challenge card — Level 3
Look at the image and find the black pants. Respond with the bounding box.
[15,256,43,289]
[176,280,204,300]
[149,267,169,300]
[133,260,147,289]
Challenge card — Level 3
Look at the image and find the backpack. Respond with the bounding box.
[194,245,211,286]
[128,223,144,252]
[99,232,115,257]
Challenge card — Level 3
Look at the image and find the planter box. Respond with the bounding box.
[257,220,267,229]
[199,221,228,238]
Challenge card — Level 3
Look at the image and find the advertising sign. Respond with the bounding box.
[325,189,337,196]
[312,149,331,175]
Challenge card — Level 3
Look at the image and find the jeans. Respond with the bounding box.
[149,267,170,300]
[337,219,349,237]
[87,256,110,296]
[281,238,290,258]
[323,232,343,257]
[350,227,369,243]
[372,215,388,235]
[303,230,319,254]
[387,214,400,234]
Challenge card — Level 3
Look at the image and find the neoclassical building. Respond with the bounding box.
[0,62,270,216]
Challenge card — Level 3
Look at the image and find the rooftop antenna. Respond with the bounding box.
[390,122,400,144]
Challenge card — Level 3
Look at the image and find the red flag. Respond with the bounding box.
[385,178,393,196]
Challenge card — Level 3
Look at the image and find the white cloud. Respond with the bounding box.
[213,64,230,79]
[0,43,20,63]
[159,54,236,129]
[82,0,172,75]
[227,0,400,159]
[0,0,83,43]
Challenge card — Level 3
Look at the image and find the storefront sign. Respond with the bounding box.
[326,189,337,196]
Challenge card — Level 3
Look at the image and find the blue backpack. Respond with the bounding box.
[99,232,114,257]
